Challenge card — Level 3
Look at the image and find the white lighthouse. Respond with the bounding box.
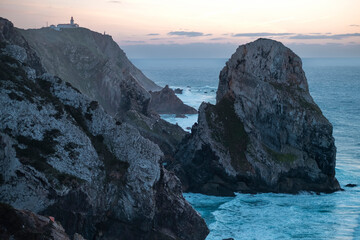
[54,16,79,29]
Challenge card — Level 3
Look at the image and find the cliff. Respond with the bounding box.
[19,26,195,116]
[0,18,208,239]
[172,39,340,196]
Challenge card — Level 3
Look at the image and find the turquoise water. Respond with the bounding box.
[132,58,360,239]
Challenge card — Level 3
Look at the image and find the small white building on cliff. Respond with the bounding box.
[50,17,79,30]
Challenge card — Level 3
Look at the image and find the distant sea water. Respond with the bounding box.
[132,58,360,240]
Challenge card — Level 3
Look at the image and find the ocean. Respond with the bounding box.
[132,58,360,240]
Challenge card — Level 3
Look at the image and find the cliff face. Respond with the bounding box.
[173,39,340,196]
[20,27,158,116]
[0,18,208,240]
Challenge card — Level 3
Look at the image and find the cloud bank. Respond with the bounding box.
[232,32,294,37]
[168,31,212,37]
[121,42,360,58]
[290,33,360,40]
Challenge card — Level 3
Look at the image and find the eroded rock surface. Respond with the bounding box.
[0,17,208,240]
[172,38,340,195]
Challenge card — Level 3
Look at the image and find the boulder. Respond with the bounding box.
[172,38,340,195]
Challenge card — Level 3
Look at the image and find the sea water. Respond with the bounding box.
[132,58,360,240]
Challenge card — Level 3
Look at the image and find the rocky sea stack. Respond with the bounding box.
[172,38,340,196]
[0,18,208,239]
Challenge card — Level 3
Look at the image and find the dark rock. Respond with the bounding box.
[149,85,197,114]
[174,88,183,94]
[117,110,188,165]
[345,183,357,187]
[171,38,340,195]
[0,203,73,240]
[0,18,209,240]
[176,113,187,118]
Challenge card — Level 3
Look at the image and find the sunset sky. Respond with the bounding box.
[1,0,359,58]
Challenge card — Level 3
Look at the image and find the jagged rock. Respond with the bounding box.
[0,203,75,240]
[172,38,340,195]
[149,85,197,114]
[0,17,208,240]
[173,88,183,94]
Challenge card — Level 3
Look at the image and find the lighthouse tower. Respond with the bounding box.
[70,16,74,25]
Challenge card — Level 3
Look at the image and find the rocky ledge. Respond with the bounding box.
[0,17,208,239]
[172,38,340,196]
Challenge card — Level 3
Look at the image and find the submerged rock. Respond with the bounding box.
[149,85,197,114]
[172,38,340,195]
[345,183,357,188]
[174,88,183,94]
[0,17,208,239]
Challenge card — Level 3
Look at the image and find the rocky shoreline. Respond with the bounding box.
[1,17,342,240]
[0,17,208,240]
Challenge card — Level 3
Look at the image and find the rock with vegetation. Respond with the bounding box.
[172,38,340,196]
[0,17,208,240]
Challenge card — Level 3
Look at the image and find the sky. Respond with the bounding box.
[1,0,360,58]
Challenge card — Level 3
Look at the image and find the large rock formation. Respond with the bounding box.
[19,27,157,116]
[19,26,194,116]
[0,18,208,239]
[172,38,340,196]
[19,25,194,156]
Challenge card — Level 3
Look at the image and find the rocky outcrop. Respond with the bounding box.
[149,85,197,114]
[0,203,76,240]
[172,38,340,196]
[0,17,208,239]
